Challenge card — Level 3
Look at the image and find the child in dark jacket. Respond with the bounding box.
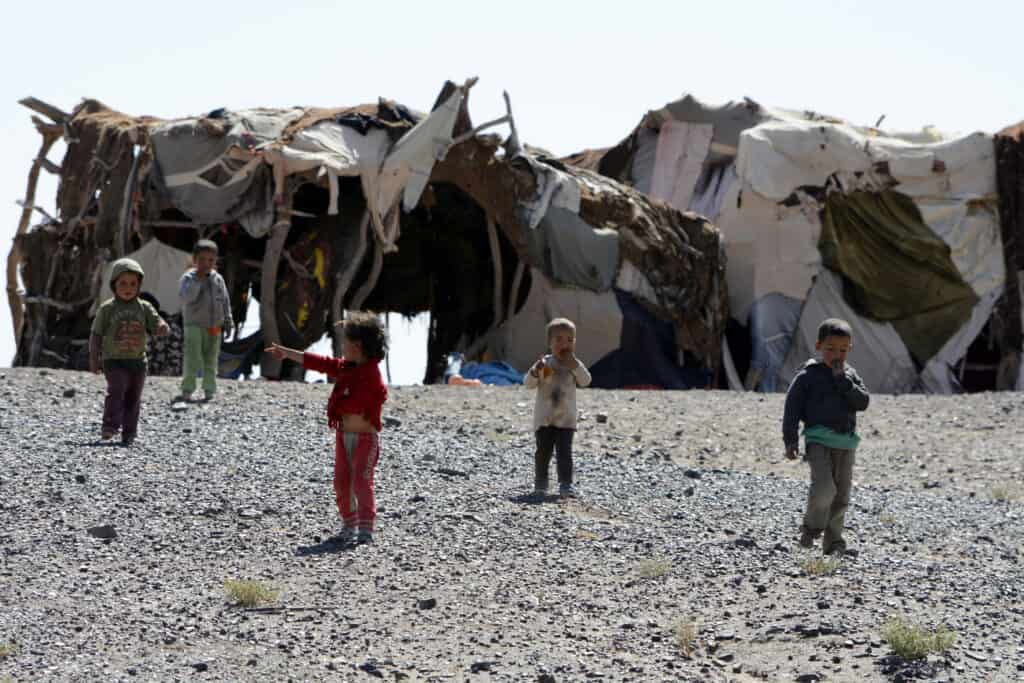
[266,312,388,545]
[783,318,869,556]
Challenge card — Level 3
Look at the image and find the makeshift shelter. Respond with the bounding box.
[574,93,1014,393]
[8,82,727,387]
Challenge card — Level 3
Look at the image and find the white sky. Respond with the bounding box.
[2,0,1021,383]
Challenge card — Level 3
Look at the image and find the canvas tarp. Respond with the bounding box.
[493,268,622,372]
[525,208,620,292]
[648,121,713,211]
[99,238,192,316]
[737,120,996,202]
[780,270,919,394]
[150,108,304,234]
[715,182,821,322]
[820,190,979,364]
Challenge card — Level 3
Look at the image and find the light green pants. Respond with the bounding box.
[181,325,221,396]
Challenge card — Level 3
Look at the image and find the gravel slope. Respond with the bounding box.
[1,368,1022,682]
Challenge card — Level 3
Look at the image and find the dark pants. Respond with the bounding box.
[103,365,146,440]
[535,426,574,490]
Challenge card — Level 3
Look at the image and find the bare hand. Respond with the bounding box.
[831,358,844,378]
[785,446,799,460]
[265,343,287,361]
[156,321,170,337]
[530,356,546,376]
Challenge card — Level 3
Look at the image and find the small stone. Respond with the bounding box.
[238,509,262,519]
[683,487,694,497]
[87,524,117,539]
[416,597,437,610]
[470,661,496,673]
[816,600,830,609]
[383,416,402,429]
[75,474,87,484]
[171,402,188,412]
[963,651,987,662]
[684,469,702,479]
[795,675,820,683]
[63,388,77,398]
[191,662,208,672]
[595,413,608,424]
[734,537,757,549]
[538,675,556,683]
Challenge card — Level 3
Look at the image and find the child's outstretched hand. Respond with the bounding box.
[529,356,546,377]
[785,445,799,460]
[265,343,287,360]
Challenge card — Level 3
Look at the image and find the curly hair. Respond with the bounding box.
[340,311,389,360]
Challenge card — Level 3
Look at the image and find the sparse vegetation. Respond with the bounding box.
[799,554,841,576]
[638,558,671,578]
[0,643,13,659]
[881,617,956,659]
[224,580,278,608]
[879,512,897,525]
[991,485,1013,502]
[675,619,700,657]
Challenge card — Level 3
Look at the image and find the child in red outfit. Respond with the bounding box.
[266,311,388,545]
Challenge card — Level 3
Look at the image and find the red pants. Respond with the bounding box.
[334,431,380,532]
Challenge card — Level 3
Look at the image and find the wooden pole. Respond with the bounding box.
[331,209,370,358]
[7,128,61,344]
[486,213,504,328]
[349,237,383,311]
[259,213,292,379]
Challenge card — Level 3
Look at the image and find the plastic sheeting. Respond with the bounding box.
[589,290,709,389]
[748,293,803,392]
[100,238,193,316]
[779,270,919,394]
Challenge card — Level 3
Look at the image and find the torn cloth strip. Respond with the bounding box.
[149,108,303,225]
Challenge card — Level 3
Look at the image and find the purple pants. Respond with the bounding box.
[103,367,146,439]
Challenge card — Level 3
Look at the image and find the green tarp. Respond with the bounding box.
[820,191,978,364]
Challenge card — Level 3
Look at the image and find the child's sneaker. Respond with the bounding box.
[824,540,848,557]
[202,391,215,402]
[328,528,354,546]
[355,530,373,545]
[559,483,578,498]
[173,392,192,403]
[121,435,135,448]
[799,526,817,548]
[100,431,115,441]
[532,484,549,500]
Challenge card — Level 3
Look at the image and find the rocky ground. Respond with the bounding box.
[0,367,1022,682]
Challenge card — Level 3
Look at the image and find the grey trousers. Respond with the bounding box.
[802,443,856,549]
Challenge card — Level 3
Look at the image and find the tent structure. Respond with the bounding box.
[570,94,1021,393]
[7,82,727,387]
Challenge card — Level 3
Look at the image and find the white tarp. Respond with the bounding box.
[715,182,821,322]
[737,121,997,202]
[494,268,622,372]
[779,270,919,394]
[101,239,193,316]
[649,121,713,211]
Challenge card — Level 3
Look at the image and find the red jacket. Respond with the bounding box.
[303,353,387,432]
